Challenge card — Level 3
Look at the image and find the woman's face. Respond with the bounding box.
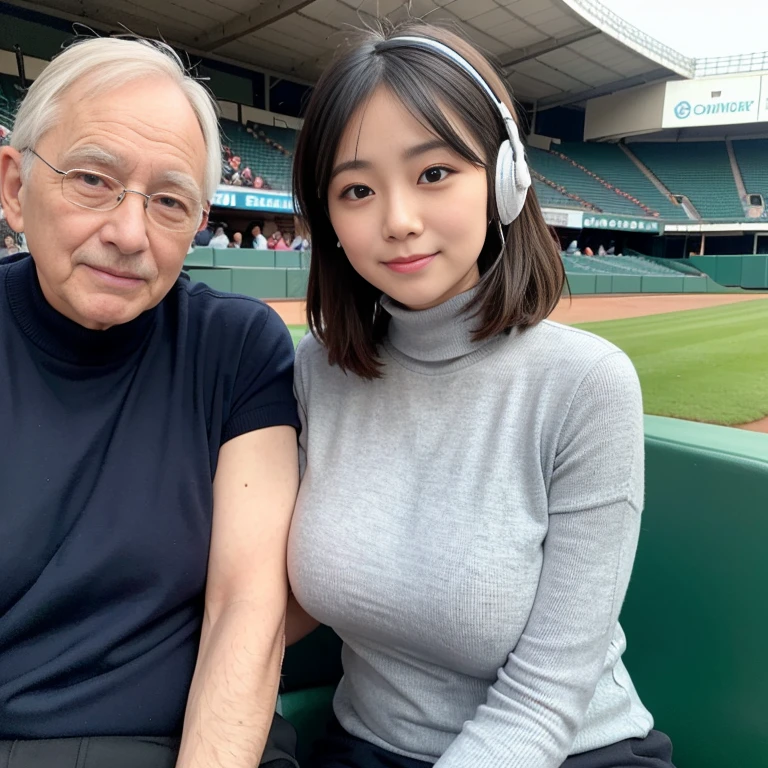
[4,235,13,248]
[328,86,488,311]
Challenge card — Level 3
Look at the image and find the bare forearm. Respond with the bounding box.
[176,602,285,768]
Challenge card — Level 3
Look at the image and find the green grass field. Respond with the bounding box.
[289,299,768,426]
[575,299,768,426]
[289,325,307,348]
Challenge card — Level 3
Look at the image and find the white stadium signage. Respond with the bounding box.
[662,75,768,129]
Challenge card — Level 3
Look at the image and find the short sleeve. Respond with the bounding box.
[293,334,313,479]
[221,307,300,444]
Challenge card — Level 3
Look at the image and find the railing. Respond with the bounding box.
[563,0,768,80]
[694,51,768,77]
[561,0,694,76]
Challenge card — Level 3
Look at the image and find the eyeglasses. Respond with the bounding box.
[25,149,208,234]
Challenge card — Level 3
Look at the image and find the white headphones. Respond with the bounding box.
[375,36,531,226]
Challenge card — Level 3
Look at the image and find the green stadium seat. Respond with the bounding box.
[279,417,768,768]
[630,142,744,220]
[528,147,655,217]
[733,139,768,213]
[558,143,688,221]
[0,73,21,131]
[220,119,292,191]
[532,178,586,210]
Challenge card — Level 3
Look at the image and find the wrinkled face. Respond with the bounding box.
[327,86,488,311]
[0,75,207,330]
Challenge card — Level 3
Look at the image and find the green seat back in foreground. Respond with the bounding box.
[280,417,768,767]
[621,416,768,768]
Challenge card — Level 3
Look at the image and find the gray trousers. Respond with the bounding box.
[0,715,298,768]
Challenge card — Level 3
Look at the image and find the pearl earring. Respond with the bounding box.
[336,241,341,249]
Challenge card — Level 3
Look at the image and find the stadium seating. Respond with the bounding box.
[629,142,744,220]
[532,178,587,209]
[558,143,688,220]
[280,416,768,768]
[176,114,762,225]
[0,73,20,133]
[562,255,687,277]
[185,251,729,297]
[220,118,292,191]
[561,255,711,293]
[732,139,768,209]
[527,147,654,217]
[255,122,298,154]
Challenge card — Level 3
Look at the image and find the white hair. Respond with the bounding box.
[10,36,221,203]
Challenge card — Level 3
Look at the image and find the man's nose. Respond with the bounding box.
[101,191,151,254]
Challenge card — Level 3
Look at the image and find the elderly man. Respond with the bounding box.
[0,37,299,768]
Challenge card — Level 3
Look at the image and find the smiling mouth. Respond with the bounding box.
[384,253,437,274]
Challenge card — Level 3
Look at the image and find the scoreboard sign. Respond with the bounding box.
[662,75,768,129]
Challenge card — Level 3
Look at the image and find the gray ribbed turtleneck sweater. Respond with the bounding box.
[288,289,653,767]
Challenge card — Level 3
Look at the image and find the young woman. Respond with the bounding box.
[287,22,674,768]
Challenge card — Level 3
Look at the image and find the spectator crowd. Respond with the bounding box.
[192,220,308,252]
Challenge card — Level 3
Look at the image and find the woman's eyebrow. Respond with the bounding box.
[330,158,372,181]
[402,138,450,160]
[331,139,451,181]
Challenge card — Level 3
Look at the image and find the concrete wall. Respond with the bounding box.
[584,82,667,141]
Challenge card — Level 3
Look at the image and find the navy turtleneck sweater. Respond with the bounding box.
[0,253,299,739]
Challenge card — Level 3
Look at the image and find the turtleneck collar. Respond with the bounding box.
[5,253,158,367]
[382,287,505,373]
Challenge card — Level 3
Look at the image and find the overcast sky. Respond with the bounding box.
[600,0,765,58]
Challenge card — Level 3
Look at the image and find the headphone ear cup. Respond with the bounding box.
[495,139,525,226]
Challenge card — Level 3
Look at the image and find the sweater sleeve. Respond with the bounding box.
[293,335,311,480]
[434,351,645,768]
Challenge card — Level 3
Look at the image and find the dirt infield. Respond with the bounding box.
[549,293,768,324]
[741,416,768,433]
[268,293,768,328]
[267,293,768,433]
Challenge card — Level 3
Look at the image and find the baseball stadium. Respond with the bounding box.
[0,0,766,765]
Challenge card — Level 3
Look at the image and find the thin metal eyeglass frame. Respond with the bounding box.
[24,148,208,233]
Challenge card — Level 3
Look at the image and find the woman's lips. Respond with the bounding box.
[383,253,437,274]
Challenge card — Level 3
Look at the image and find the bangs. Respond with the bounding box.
[312,44,496,202]
[383,57,489,171]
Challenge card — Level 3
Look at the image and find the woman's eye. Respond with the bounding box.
[342,184,373,200]
[419,167,451,184]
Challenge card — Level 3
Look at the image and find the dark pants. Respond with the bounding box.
[0,714,298,768]
[308,717,675,768]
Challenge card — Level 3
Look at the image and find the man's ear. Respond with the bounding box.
[197,207,210,233]
[0,146,25,233]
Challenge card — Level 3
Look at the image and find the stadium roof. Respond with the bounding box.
[7,0,768,110]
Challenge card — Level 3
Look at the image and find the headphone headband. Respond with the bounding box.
[374,34,531,224]
[375,36,515,132]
